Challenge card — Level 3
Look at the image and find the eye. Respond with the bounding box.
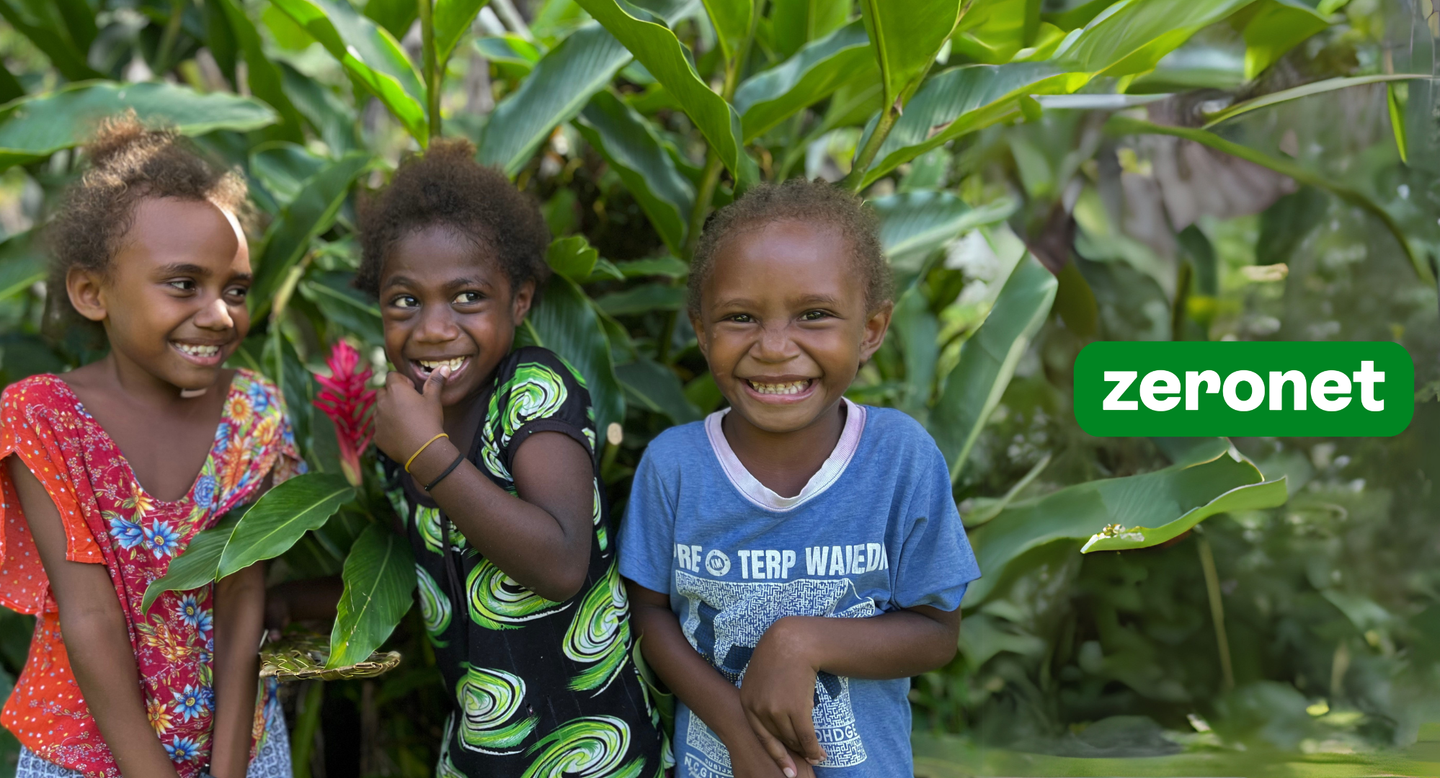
[454,291,484,305]
[167,279,196,293]
[725,313,754,324]
[225,286,248,303]
[800,310,832,322]
[391,295,418,309]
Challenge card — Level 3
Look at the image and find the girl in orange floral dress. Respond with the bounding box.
[0,114,301,778]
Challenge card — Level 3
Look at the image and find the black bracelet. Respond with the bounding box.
[424,453,466,491]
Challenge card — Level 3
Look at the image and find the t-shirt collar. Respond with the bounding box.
[704,397,866,512]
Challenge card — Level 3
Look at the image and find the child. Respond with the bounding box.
[0,115,300,778]
[357,139,663,776]
[618,179,980,778]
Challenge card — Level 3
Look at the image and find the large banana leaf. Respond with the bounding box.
[858,0,963,111]
[733,20,873,142]
[218,0,306,143]
[251,152,372,317]
[478,24,631,177]
[1081,477,1289,553]
[217,474,356,578]
[519,274,627,435]
[574,0,750,181]
[1053,0,1256,77]
[269,0,429,142]
[0,81,277,171]
[1236,0,1329,79]
[575,91,696,255]
[326,523,416,669]
[141,514,242,613]
[871,190,1017,269]
[435,0,492,65]
[700,0,753,61]
[929,255,1057,483]
[951,0,1040,65]
[855,63,1090,187]
[964,449,1286,605]
[771,0,850,59]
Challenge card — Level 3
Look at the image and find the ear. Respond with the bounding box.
[858,301,893,365]
[510,279,536,324]
[66,267,109,323]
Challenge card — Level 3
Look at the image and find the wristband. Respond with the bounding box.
[424,453,467,492]
[405,433,449,472]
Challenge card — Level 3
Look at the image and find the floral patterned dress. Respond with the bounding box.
[0,369,304,778]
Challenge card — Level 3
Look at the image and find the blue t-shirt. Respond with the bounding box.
[618,399,980,778]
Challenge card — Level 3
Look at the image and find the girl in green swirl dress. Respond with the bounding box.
[281,140,664,777]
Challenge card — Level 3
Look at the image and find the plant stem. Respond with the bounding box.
[1197,534,1235,693]
[841,105,899,193]
[1171,259,1192,341]
[419,0,440,140]
[290,680,325,778]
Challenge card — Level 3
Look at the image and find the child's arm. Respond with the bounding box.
[375,370,593,602]
[208,561,265,778]
[5,458,182,778]
[627,582,814,778]
[740,606,960,766]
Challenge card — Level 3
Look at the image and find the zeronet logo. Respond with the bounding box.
[1074,342,1415,437]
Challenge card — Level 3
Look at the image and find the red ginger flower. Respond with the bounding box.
[314,340,376,487]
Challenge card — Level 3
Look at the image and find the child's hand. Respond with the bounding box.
[374,368,448,464]
[740,617,828,770]
[724,724,816,778]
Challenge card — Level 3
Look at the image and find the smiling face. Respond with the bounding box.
[379,225,534,407]
[67,197,252,392]
[693,218,891,436]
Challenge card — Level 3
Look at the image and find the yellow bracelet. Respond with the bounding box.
[405,433,449,473]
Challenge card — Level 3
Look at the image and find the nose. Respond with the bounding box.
[415,305,460,343]
[193,296,234,331]
[752,320,799,362]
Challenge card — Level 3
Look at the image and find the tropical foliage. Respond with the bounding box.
[0,0,1437,774]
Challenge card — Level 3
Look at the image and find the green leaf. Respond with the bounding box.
[269,0,429,142]
[962,452,1051,528]
[547,235,602,282]
[872,191,1017,269]
[0,61,23,105]
[218,0,307,143]
[519,274,627,435]
[858,0,963,112]
[327,523,416,668]
[474,34,545,74]
[614,256,689,278]
[281,62,362,154]
[733,20,873,142]
[0,81,277,172]
[1106,114,1434,285]
[1388,81,1408,165]
[596,283,685,316]
[365,0,418,40]
[479,23,632,177]
[249,141,327,206]
[436,0,492,65]
[0,231,44,303]
[262,327,315,449]
[298,271,384,344]
[217,473,355,578]
[929,255,1057,483]
[701,0,753,62]
[964,450,1282,605]
[0,0,101,82]
[1083,477,1289,552]
[771,0,850,59]
[855,63,1090,187]
[1255,186,1326,266]
[616,357,703,424]
[251,152,372,318]
[1236,0,1329,80]
[891,286,938,417]
[951,0,1040,65]
[574,0,750,181]
[576,91,696,255]
[141,513,242,613]
[1201,74,1421,128]
[1053,0,1256,77]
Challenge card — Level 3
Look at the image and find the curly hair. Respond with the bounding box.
[45,111,249,324]
[687,178,892,317]
[356,138,551,298]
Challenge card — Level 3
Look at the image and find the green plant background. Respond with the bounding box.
[0,0,1438,775]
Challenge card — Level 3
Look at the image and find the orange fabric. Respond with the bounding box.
[0,371,303,777]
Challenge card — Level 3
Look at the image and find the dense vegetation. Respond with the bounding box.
[0,0,1437,775]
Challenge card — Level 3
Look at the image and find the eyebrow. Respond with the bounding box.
[157,263,211,277]
[381,275,494,292]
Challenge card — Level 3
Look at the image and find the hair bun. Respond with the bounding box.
[82,109,178,172]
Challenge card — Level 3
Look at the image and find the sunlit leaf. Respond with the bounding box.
[1053,0,1256,77]
[1081,478,1288,552]
[0,81,276,171]
[858,0,962,112]
[327,523,416,668]
[951,0,1040,65]
[1201,74,1421,128]
[1235,0,1329,80]
[218,473,355,578]
[872,191,1018,269]
[734,20,873,142]
[141,514,241,613]
[436,0,492,65]
[547,235,602,282]
[700,0,753,61]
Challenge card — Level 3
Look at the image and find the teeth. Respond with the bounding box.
[749,380,809,395]
[176,343,219,358]
[418,358,464,373]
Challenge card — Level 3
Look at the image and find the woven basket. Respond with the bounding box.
[260,632,400,682]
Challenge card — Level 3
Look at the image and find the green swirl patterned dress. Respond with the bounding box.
[383,347,664,778]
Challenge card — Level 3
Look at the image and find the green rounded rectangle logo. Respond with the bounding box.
[1074,342,1415,437]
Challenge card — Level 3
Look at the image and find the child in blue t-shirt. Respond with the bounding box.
[618,179,981,778]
